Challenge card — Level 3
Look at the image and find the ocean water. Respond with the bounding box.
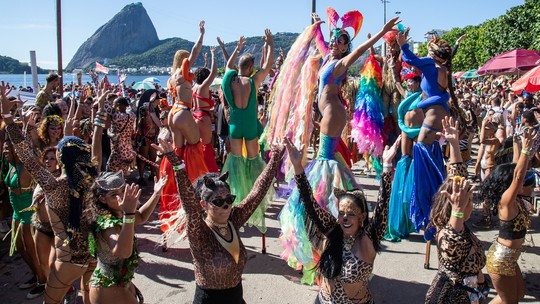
[0,74,171,88]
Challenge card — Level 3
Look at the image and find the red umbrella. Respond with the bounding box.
[453,71,464,79]
[477,49,540,76]
[511,64,540,93]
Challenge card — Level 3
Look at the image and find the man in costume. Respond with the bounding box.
[220,30,274,233]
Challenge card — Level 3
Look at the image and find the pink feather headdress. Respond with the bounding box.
[326,7,363,41]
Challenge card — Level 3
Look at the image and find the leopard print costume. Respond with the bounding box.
[295,170,393,304]
[6,123,93,265]
[106,110,135,177]
[165,147,283,290]
[425,162,487,303]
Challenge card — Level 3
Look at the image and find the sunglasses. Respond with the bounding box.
[209,194,236,209]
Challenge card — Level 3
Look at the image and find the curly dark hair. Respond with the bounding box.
[318,192,371,280]
[476,163,516,215]
[194,67,211,85]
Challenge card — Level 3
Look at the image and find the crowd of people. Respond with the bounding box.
[0,7,538,304]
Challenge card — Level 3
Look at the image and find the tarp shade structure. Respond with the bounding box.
[478,49,540,76]
[460,69,478,79]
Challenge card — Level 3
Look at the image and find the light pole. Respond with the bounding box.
[311,0,316,24]
[381,0,390,57]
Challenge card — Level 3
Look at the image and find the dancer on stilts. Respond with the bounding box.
[396,29,456,268]
[221,29,275,235]
[271,8,399,284]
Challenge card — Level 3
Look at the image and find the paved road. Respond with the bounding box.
[1,158,539,304]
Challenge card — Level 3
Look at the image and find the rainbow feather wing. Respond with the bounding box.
[341,10,363,40]
[350,54,385,157]
[261,23,322,177]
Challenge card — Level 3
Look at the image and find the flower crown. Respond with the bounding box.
[326,7,363,42]
[46,115,64,126]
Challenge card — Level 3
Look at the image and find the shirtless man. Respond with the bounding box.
[474,109,505,229]
[159,21,209,239]
[220,30,274,232]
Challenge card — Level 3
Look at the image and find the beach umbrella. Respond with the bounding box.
[460,69,478,79]
[132,81,155,90]
[453,71,465,79]
[477,49,540,76]
[143,77,161,83]
[511,64,540,93]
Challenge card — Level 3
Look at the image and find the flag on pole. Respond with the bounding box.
[95,62,109,74]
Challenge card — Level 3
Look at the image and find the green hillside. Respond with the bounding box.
[0,55,48,74]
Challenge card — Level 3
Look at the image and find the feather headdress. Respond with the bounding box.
[326,7,363,41]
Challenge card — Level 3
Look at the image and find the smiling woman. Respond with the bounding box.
[283,136,400,304]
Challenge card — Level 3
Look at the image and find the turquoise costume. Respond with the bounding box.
[385,91,422,242]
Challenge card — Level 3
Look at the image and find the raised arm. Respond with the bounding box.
[226,36,245,71]
[442,117,468,178]
[153,140,202,220]
[216,37,230,64]
[366,137,399,245]
[201,46,218,89]
[284,138,336,234]
[337,17,400,72]
[0,82,58,192]
[134,176,166,224]
[501,128,536,207]
[230,145,284,227]
[311,13,329,57]
[188,21,205,69]
[92,91,110,173]
[253,29,275,86]
[397,28,434,70]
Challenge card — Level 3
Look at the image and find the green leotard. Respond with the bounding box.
[4,164,33,224]
[222,70,263,141]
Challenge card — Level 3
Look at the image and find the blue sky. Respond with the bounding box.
[1,0,524,69]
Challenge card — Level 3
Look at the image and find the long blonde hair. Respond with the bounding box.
[171,50,190,74]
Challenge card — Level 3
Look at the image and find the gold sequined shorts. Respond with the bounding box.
[486,241,521,276]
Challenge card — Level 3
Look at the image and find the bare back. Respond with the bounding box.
[230,76,252,110]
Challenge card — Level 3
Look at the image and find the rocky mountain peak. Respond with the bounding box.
[66,2,159,70]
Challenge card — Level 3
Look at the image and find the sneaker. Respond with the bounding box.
[18,277,37,289]
[63,286,78,304]
[473,216,493,229]
[26,283,45,299]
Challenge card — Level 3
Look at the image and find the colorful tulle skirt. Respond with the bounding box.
[159,143,209,238]
[410,141,445,238]
[384,155,415,242]
[222,154,273,233]
[279,135,358,285]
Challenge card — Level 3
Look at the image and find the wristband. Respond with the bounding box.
[173,163,186,171]
[521,149,530,155]
[451,210,464,218]
[124,212,136,216]
[123,217,136,224]
[383,163,393,169]
[1,113,12,119]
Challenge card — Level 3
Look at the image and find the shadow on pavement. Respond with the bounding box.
[370,275,430,303]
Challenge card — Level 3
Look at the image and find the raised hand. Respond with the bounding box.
[0,81,15,115]
[119,183,142,214]
[217,37,225,47]
[442,177,474,212]
[263,29,274,46]
[210,46,216,55]
[199,20,205,35]
[153,175,167,193]
[283,137,304,169]
[383,16,401,33]
[237,36,246,51]
[311,12,323,24]
[396,27,410,47]
[439,116,460,146]
[151,138,175,155]
[522,127,538,152]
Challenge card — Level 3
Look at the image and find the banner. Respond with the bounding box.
[95,62,109,74]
